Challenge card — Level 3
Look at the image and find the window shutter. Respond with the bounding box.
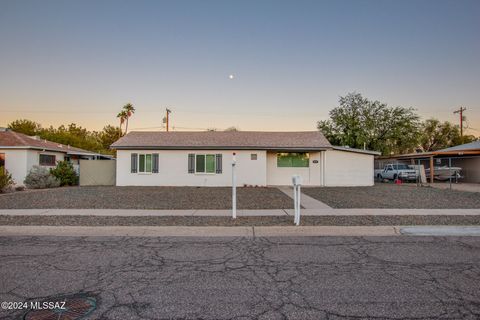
[152,153,159,173]
[131,153,138,173]
[188,154,195,173]
[215,154,222,174]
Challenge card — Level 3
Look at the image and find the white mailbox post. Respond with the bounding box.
[292,175,302,226]
[232,152,237,219]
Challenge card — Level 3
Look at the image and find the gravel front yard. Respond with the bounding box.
[0,186,293,209]
[1,215,479,226]
[302,183,480,209]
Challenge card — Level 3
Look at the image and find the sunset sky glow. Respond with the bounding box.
[0,0,479,134]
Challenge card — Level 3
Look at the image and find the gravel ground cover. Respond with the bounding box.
[1,215,479,226]
[302,183,480,209]
[0,186,293,209]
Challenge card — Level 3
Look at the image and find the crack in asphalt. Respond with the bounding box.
[0,236,479,319]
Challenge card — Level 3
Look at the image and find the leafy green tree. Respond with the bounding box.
[40,123,102,152]
[7,119,42,136]
[0,168,14,192]
[50,161,78,186]
[97,125,122,153]
[317,93,421,155]
[420,119,477,151]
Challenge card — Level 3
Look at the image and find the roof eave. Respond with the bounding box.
[0,146,69,153]
[111,146,331,151]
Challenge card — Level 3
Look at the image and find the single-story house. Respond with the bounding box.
[0,128,111,185]
[111,131,380,187]
[376,140,480,183]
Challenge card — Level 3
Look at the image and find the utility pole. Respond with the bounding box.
[453,107,467,140]
[165,108,172,132]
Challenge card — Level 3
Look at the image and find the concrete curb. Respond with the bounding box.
[0,226,254,237]
[2,225,479,237]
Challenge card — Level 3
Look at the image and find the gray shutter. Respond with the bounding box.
[131,153,138,173]
[152,153,159,173]
[215,154,222,174]
[188,154,195,173]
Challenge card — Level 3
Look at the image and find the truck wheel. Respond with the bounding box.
[393,174,398,180]
[377,174,383,181]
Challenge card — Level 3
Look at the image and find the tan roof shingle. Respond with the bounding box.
[111,131,332,150]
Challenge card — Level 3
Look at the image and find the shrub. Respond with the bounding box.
[24,166,60,189]
[50,160,79,186]
[0,167,14,192]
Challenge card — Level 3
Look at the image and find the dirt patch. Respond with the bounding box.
[0,186,293,209]
[1,215,479,226]
[302,184,480,209]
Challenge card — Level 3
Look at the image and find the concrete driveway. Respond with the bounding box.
[1,236,479,319]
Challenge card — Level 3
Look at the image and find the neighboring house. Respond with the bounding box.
[0,128,110,185]
[111,131,380,187]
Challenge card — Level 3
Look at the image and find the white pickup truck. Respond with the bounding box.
[376,164,418,181]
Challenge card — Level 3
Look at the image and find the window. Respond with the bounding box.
[251,154,257,160]
[39,154,56,166]
[138,154,153,173]
[195,154,216,173]
[277,152,309,167]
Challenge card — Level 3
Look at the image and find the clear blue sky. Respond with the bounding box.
[0,0,479,133]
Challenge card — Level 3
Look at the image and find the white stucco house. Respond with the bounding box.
[0,128,110,186]
[111,131,380,187]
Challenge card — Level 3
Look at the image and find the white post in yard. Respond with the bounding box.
[293,180,297,223]
[232,152,237,219]
[297,184,301,225]
[292,175,302,226]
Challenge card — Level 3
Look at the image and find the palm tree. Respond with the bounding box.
[122,103,135,134]
[117,110,128,137]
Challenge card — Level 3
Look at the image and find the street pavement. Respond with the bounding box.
[1,236,480,319]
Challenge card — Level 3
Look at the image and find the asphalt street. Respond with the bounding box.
[1,236,479,320]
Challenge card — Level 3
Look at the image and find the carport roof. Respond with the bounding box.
[378,140,480,160]
[437,141,480,152]
[111,131,333,150]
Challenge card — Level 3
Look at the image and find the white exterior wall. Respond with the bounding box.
[0,149,28,186]
[266,151,322,186]
[116,150,267,186]
[0,149,65,186]
[324,150,374,186]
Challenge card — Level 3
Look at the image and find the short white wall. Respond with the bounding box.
[324,150,374,186]
[0,149,28,186]
[116,150,267,186]
[266,151,322,186]
[80,159,116,186]
[0,149,65,186]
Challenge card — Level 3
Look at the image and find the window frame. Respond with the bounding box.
[39,154,56,166]
[138,153,153,174]
[195,153,217,174]
[276,152,310,168]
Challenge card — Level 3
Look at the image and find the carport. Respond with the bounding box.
[376,141,480,184]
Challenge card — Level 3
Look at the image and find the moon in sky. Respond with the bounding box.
[228,74,235,79]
